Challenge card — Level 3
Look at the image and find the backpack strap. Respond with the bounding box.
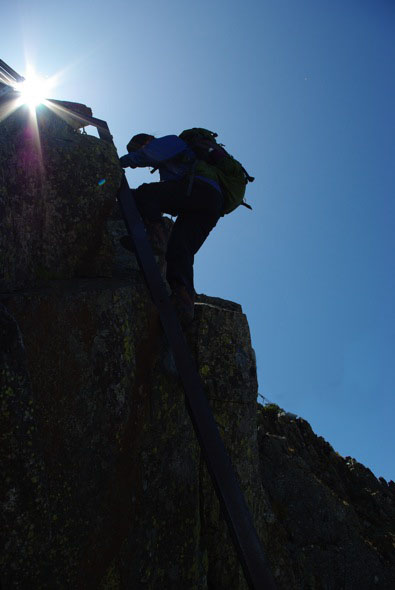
[186,160,197,197]
[241,201,253,210]
[242,166,255,183]
[240,166,254,211]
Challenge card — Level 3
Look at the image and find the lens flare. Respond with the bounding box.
[15,73,50,108]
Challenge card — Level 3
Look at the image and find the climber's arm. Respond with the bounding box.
[120,135,188,169]
[119,150,149,169]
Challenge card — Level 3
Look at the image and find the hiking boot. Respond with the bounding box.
[170,283,196,326]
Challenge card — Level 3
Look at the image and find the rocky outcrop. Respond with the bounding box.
[1,281,265,589]
[1,101,394,589]
[0,101,122,292]
[258,405,395,589]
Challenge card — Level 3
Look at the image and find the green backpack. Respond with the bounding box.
[179,128,254,214]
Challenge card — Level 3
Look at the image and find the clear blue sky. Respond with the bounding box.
[3,0,394,481]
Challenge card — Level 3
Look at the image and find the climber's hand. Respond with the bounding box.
[119,154,136,168]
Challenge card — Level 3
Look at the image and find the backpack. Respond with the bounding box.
[178,128,254,214]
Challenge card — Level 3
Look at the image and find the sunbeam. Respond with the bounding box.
[43,99,89,131]
[15,76,49,109]
[0,61,60,124]
[0,59,98,173]
[14,64,56,111]
[0,93,24,123]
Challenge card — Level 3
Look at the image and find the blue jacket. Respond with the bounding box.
[120,135,221,192]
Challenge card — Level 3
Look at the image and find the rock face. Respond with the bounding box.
[258,406,395,589]
[1,102,394,589]
[0,101,122,292]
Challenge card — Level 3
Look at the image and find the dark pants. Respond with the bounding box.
[133,179,224,297]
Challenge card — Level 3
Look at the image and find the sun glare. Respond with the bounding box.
[15,73,50,108]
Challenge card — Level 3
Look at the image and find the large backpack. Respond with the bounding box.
[178,128,254,214]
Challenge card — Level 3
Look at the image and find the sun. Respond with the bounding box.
[15,72,50,108]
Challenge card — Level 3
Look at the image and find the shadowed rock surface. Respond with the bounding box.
[0,101,122,292]
[258,405,395,589]
[1,102,394,589]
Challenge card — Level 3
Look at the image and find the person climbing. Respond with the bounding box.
[119,129,253,323]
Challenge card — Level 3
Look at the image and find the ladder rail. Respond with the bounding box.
[117,172,276,590]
